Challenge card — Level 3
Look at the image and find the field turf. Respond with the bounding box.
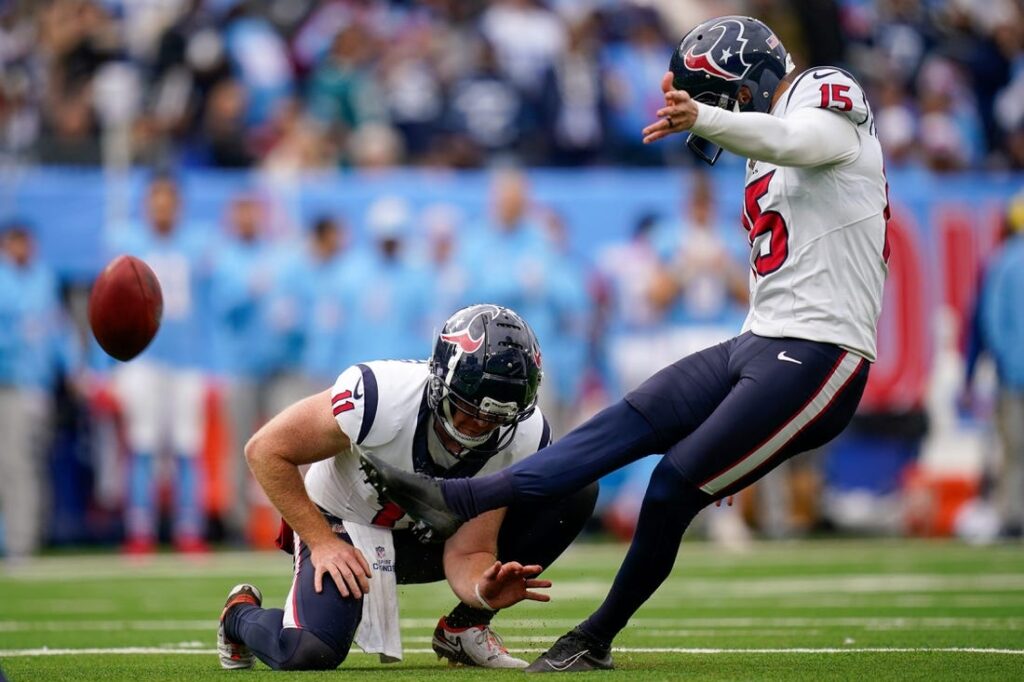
[1,539,1022,680]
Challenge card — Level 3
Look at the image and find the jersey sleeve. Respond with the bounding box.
[330,364,390,447]
[783,67,872,129]
[504,410,551,462]
[691,101,859,167]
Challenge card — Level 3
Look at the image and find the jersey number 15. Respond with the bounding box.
[743,170,789,276]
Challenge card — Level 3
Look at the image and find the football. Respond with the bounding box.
[88,254,163,361]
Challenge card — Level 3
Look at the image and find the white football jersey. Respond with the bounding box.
[740,67,889,361]
[304,360,550,528]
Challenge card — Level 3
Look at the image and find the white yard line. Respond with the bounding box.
[2,646,1023,657]
[550,574,1024,600]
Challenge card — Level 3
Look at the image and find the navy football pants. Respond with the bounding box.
[443,333,869,643]
[226,483,598,670]
[452,332,868,507]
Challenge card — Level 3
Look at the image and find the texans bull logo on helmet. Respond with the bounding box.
[440,304,501,354]
[680,17,752,82]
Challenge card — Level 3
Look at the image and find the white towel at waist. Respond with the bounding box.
[344,520,402,663]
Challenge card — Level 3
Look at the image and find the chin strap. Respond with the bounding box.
[687,132,724,165]
[440,398,493,449]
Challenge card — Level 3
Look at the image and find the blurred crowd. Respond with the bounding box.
[1,0,1023,172]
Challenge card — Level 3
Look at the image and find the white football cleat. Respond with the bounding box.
[432,617,528,668]
[218,583,263,670]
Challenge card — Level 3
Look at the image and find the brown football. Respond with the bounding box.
[88,255,163,361]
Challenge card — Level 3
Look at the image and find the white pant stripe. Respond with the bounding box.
[282,532,301,629]
[700,352,863,495]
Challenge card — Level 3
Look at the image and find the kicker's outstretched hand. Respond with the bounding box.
[643,71,700,144]
[476,561,552,610]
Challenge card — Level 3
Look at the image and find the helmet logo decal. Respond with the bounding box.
[440,329,485,354]
[682,18,750,82]
[440,304,501,354]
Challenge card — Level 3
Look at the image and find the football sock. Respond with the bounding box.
[442,400,659,519]
[580,459,710,645]
[445,602,495,628]
[442,471,513,520]
[126,452,155,540]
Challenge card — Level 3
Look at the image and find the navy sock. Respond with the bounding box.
[442,401,659,519]
[580,460,710,645]
[442,470,514,520]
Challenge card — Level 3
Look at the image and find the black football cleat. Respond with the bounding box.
[525,628,614,673]
[359,453,465,540]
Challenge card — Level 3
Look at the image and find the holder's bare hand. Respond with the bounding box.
[476,561,552,610]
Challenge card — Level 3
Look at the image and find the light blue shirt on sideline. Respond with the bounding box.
[981,234,1024,389]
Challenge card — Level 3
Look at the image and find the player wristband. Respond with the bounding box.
[474,583,497,612]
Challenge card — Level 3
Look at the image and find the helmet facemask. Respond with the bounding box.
[686,89,742,165]
[427,373,536,458]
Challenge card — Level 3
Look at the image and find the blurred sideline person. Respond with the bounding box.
[210,195,279,542]
[536,207,591,437]
[0,224,50,561]
[1,223,80,560]
[422,203,470,326]
[464,169,587,438]
[361,16,890,671]
[217,305,597,671]
[296,216,354,386]
[109,175,210,554]
[261,219,337,410]
[979,192,1024,539]
[596,212,666,395]
[0,245,30,562]
[648,173,747,325]
[332,197,431,367]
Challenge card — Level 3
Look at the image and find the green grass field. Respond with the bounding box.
[1,539,1022,680]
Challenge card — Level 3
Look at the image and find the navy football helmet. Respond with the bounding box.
[669,16,794,165]
[428,304,542,456]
